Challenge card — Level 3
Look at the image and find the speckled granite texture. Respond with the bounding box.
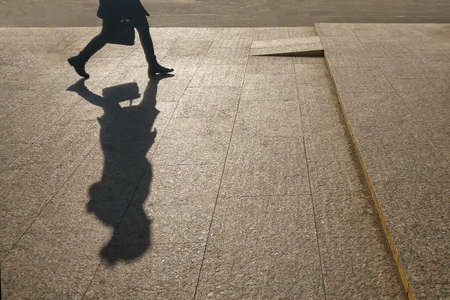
[317,23,450,300]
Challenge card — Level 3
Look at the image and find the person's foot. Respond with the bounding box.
[68,56,89,79]
[148,61,174,77]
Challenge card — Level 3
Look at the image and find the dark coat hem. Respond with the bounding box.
[97,0,150,20]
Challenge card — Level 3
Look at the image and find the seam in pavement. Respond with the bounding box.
[60,83,128,300]
[0,64,124,264]
[80,159,149,300]
[81,251,102,300]
[293,65,328,300]
[149,41,212,157]
[0,87,107,266]
[0,141,96,266]
[219,192,314,198]
[1,87,87,173]
[321,42,414,300]
[192,53,250,300]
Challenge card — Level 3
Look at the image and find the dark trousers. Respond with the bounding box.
[78,17,156,64]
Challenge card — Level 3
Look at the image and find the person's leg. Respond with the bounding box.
[136,24,156,63]
[135,21,173,76]
[68,20,111,78]
[77,32,108,62]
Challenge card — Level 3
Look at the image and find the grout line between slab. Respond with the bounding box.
[81,158,150,300]
[81,260,102,300]
[149,53,203,159]
[0,141,97,266]
[219,192,315,198]
[1,94,85,173]
[192,44,250,300]
[0,79,115,265]
[319,34,415,300]
[293,60,328,300]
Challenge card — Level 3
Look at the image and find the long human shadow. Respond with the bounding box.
[67,75,172,264]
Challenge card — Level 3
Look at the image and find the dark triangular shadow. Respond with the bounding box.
[252,50,324,57]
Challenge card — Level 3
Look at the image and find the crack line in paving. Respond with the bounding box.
[0,65,123,257]
[150,40,212,157]
[293,69,328,300]
[1,90,86,173]
[0,142,96,266]
[81,158,150,300]
[192,56,250,300]
[0,85,108,266]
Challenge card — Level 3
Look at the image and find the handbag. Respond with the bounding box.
[108,19,135,46]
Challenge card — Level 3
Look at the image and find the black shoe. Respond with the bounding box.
[68,56,89,79]
[148,62,174,77]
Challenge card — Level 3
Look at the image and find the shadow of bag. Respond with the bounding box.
[102,82,140,104]
[108,19,135,46]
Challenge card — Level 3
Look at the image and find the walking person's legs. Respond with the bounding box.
[68,21,111,78]
[135,22,173,77]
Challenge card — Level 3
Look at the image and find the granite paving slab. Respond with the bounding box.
[316,23,450,300]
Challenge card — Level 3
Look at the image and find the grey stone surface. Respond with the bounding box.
[313,189,381,240]
[295,57,406,299]
[297,83,364,194]
[189,64,246,87]
[0,27,406,299]
[246,56,295,75]
[220,136,310,197]
[0,144,27,170]
[153,117,233,165]
[85,243,205,300]
[1,160,110,299]
[2,224,101,299]
[234,100,302,138]
[204,45,250,65]
[295,62,334,87]
[320,233,407,299]
[240,83,298,102]
[0,162,82,262]
[174,87,241,120]
[317,23,450,299]
[242,73,298,102]
[138,163,222,244]
[196,195,325,299]
[328,65,394,93]
[371,180,450,283]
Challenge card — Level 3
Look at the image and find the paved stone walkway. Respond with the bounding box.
[317,23,450,300]
[0,27,405,299]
